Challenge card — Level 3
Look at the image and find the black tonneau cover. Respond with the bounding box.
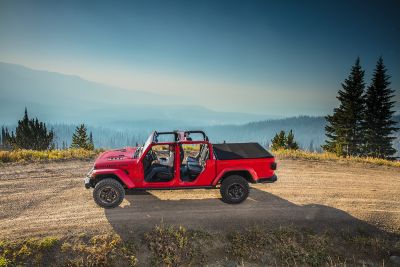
[213,143,274,160]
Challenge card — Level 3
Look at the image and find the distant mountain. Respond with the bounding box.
[0,62,275,125]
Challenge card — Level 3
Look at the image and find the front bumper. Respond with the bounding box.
[84,167,95,189]
[84,177,92,189]
[256,174,278,183]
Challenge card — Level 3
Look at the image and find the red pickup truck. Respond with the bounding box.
[85,130,277,208]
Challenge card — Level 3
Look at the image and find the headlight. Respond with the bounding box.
[87,167,94,177]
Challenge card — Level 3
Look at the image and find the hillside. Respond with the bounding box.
[0,62,272,125]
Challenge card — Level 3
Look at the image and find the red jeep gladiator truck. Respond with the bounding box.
[85,130,277,208]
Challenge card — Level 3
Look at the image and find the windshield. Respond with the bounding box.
[134,132,154,159]
[144,132,154,150]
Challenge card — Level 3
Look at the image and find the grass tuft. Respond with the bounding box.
[144,224,208,266]
[0,256,10,267]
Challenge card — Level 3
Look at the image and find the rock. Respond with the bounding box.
[390,255,400,265]
[224,261,237,267]
[261,255,268,263]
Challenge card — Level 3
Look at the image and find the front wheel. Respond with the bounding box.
[220,175,249,204]
[93,178,125,208]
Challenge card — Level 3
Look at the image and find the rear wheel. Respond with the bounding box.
[93,178,125,208]
[220,175,249,204]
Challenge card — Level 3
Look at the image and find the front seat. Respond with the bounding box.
[153,167,174,182]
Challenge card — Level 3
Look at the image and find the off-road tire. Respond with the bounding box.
[93,178,125,208]
[220,175,249,204]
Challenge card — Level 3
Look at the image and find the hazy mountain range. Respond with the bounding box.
[1,61,399,155]
[0,61,276,126]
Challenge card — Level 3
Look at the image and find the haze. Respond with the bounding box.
[1,0,399,118]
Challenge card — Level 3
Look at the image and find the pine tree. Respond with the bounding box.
[308,140,314,152]
[363,57,398,158]
[8,108,54,150]
[271,130,286,150]
[1,126,5,148]
[323,58,366,156]
[71,124,93,150]
[286,129,299,150]
[88,131,94,150]
[3,127,11,150]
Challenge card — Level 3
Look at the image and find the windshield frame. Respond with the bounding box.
[141,132,155,156]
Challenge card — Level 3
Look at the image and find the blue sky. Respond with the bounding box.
[0,0,399,116]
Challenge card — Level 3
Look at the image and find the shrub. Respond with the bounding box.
[0,148,102,163]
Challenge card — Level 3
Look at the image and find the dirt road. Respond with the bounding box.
[0,158,399,240]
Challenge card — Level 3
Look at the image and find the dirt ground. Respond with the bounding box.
[0,158,399,240]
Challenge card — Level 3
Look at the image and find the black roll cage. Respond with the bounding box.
[152,130,209,143]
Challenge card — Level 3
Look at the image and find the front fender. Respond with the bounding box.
[91,168,135,188]
[212,167,257,186]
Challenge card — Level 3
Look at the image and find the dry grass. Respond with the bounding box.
[0,234,137,267]
[0,236,59,266]
[273,149,400,167]
[0,226,397,266]
[2,146,398,168]
[227,226,331,266]
[144,224,210,266]
[227,226,399,266]
[0,148,102,163]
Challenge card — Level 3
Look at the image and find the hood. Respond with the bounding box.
[94,147,138,168]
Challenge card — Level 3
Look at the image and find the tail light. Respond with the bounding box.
[270,162,277,170]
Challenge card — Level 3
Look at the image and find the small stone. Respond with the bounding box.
[261,255,268,263]
[390,255,400,265]
[225,261,237,267]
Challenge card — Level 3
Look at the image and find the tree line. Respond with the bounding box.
[323,57,398,159]
[1,109,94,150]
[270,57,398,158]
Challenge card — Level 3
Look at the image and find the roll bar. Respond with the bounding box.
[153,131,180,143]
[152,130,209,143]
[183,130,209,141]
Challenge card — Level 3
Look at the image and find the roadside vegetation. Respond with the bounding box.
[273,148,400,167]
[0,148,101,163]
[1,147,399,167]
[0,225,398,266]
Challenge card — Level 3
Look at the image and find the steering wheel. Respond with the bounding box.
[146,149,158,162]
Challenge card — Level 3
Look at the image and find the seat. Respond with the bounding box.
[187,161,202,178]
[153,167,173,182]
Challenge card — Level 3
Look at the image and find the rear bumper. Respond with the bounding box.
[256,174,278,183]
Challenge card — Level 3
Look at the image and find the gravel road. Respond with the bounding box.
[0,158,399,240]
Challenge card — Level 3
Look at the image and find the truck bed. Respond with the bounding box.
[213,143,274,160]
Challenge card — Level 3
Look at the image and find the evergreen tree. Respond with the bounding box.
[71,124,93,150]
[88,131,95,150]
[323,58,366,156]
[308,140,314,152]
[363,57,398,158]
[1,126,5,148]
[8,108,54,150]
[271,130,286,150]
[5,127,11,149]
[286,129,299,150]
